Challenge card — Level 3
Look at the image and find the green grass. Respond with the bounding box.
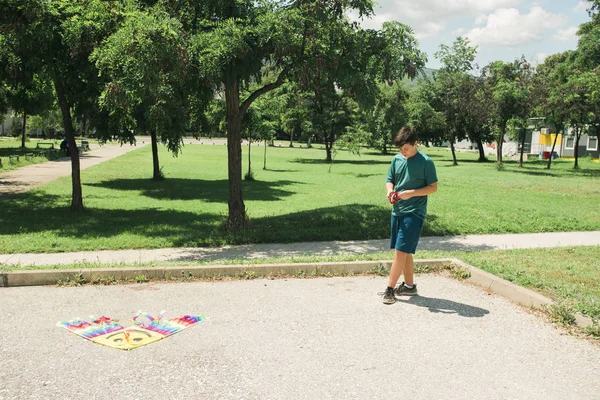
[0,143,599,253]
[457,246,600,321]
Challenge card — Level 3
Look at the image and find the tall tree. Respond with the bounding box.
[459,73,493,162]
[361,81,410,155]
[92,7,200,180]
[433,37,478,165]
[187,0,310,229]
[483,58,531,165]
[0,64,53,148]
[184,0,423,229]
[535,52,571,169]
[562,68,599,169]
[1,0,127,210]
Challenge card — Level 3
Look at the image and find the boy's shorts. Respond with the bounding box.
[390,214,425,254]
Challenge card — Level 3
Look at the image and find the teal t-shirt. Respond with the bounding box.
[386,151,438,217]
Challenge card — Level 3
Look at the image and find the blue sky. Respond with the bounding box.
[350,0,592,70]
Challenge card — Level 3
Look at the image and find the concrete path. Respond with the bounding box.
[1,275,599,399]
[1,231,600,267]
[0,141,148,198]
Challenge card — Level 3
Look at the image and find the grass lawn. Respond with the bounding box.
[0,143,599,254]
[0,138,65,171]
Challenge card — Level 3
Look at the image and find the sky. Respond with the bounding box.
[350,0,593,70]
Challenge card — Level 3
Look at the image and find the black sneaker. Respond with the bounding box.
[395,282,418,296]
[382,287,396,304]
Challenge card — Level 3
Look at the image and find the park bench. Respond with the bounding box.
[36,142,54,149]
[80,140,90,151]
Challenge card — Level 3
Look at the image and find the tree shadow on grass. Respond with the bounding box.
[0,193,460,252]
[291,158,390,165]
[397,295,490,318]
[86,178,300,202]
[338,172,379,178]
[497,164,600,178]
[500,168,560,178]
[0,192,223,245]
[240,206,460,245]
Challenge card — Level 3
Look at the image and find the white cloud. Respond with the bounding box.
[553,26,579,42]
[574,1,590,13]
[466,6,568,46]
[533,52,549,65]
[351,0,522,39]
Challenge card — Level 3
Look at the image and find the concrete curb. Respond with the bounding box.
[1,258,595,329]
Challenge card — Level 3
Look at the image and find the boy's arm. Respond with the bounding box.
[397,182,437,200]
[386,182,395,197]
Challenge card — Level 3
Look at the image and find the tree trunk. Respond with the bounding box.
[224,74,246,230]
[518,128,526,167]
[325,132,333,162]
[476,138,486,162]
[546,129,560,170]
[574,127,580,169]
[150,128,161,180]
[450,138,458,166]
[54,81,83,212]
[21,111,27,149]
[496,126,505,165]
[263,140,267,170]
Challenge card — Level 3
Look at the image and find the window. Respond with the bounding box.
[565,136,575,149]
[588,136,598,150]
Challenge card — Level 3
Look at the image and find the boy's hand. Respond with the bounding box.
[397,190,414,200]
[388,191,400,204]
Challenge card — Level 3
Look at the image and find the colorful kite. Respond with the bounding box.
[57,311,205,350]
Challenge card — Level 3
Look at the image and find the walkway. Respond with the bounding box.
[1,231,599,267]
[0,140,148,198]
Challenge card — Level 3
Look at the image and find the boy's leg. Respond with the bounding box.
[387,250,408,288]
[404,254,414,286]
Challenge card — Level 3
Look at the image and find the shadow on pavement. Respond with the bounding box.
[398,295,490,318]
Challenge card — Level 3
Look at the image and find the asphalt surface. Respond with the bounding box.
[1,275,599,399]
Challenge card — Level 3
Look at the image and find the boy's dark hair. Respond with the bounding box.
[393,126,417,148]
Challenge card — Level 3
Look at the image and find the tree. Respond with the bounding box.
[296,20,425,161]
[1,0,128,210]
[92,7,199,180]
[0,65,53,148]
[459,73,493,162]
[406,77,446,147]
[187,0,309,229]
[182,0,423,229]
[535,52,571,169]
[433,37,478,165]
[483,58,532,165]
[562,68,599,169]
[361,81,410,155]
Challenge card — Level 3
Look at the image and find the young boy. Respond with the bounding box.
[382,126,438,304]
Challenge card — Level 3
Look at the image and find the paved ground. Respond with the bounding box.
[1,275,599,399]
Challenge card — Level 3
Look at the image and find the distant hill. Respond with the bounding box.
[403,67,436,90]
